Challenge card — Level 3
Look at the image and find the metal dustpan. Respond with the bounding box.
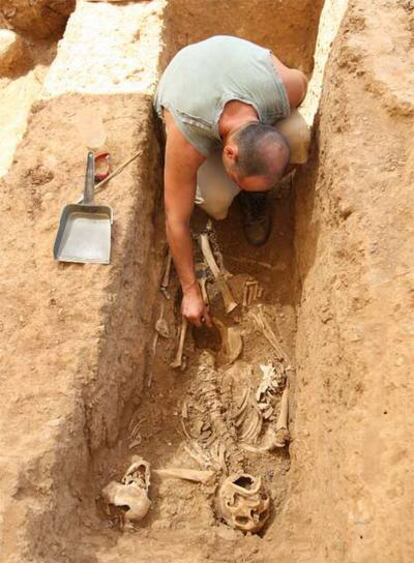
[54,152,113,264]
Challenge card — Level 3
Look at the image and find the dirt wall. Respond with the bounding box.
[264,1,414,560]
[0,93,163,561]
[162,0,324,74]
[1,0,413,561]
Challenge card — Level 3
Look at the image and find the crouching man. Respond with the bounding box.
[154,35,309,326]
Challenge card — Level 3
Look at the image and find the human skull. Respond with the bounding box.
[215,473,270,533]
[102,456,151,525]
[102,481,151,523]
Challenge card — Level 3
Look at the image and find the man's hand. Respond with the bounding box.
[182,283,212,327]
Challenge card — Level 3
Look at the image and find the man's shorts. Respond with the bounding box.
[196,109,310,220]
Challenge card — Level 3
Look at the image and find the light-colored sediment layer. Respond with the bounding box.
[300,0,349,127]
[0,72,43,177]
[0,34,54,178]
[43,0,165,97]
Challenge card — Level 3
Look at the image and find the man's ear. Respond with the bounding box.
[224,143,238,163]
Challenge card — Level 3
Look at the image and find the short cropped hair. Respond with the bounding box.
[233,123,290,181]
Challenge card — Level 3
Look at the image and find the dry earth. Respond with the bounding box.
[0,1,413,562]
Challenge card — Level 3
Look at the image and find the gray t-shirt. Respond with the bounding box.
[154,35,290,156]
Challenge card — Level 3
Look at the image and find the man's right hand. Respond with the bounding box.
[182,283,212,327]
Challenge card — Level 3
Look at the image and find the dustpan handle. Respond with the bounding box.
[83,152,95,205]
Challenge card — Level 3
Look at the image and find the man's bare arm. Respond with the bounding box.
[163,112,212,326]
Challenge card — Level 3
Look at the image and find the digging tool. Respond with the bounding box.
[54,152,113,264]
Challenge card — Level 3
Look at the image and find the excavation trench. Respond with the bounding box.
[79,1,347,560]
[0,0,369,561]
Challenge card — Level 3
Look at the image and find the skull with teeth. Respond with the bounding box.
[215,473,270,533]
[102,456,151,526]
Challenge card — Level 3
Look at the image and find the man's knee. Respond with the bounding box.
[276,109,310,164]
[290,69,308,107]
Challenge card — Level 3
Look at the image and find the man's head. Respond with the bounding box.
[222,123,290,191]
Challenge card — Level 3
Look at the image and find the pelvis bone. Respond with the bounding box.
[215,473,270,534]
[102,456,151,525]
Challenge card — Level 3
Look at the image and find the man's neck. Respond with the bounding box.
[219,100,259,142]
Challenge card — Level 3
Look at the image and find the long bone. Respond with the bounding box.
[273,385,290,447]
[170,316,188,369]
[153,468,215,484]
[149,303,167,387]
[160,249,172,300]
[205,219,231,277]
[240,385,290,453]
[249,306,289,362]
[198,233,238,314]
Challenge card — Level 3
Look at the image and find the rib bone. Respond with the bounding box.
[249,306,289,362]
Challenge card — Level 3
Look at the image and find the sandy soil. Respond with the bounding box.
[263,1,414,561]
[0,0,413,562]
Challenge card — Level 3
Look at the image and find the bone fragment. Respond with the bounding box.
[240,385,290,452]
[199,233,238,314]
[184,443,212,469]
[250,283,259,304]
[205,220,230,276]
[155,317,169,338]
[170,316,188,369]
[160,249,172,300]
[234,389,250,426]
[242,284,249,308]
[216,320,243,365]
[272,385,290,447]
[256,362,286,402]
[128,438,142,450]
[153,468,215,484]
[210,440,227,472]
[154,302,170,339]
[250,307,288,362]
[240,411,262,443]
